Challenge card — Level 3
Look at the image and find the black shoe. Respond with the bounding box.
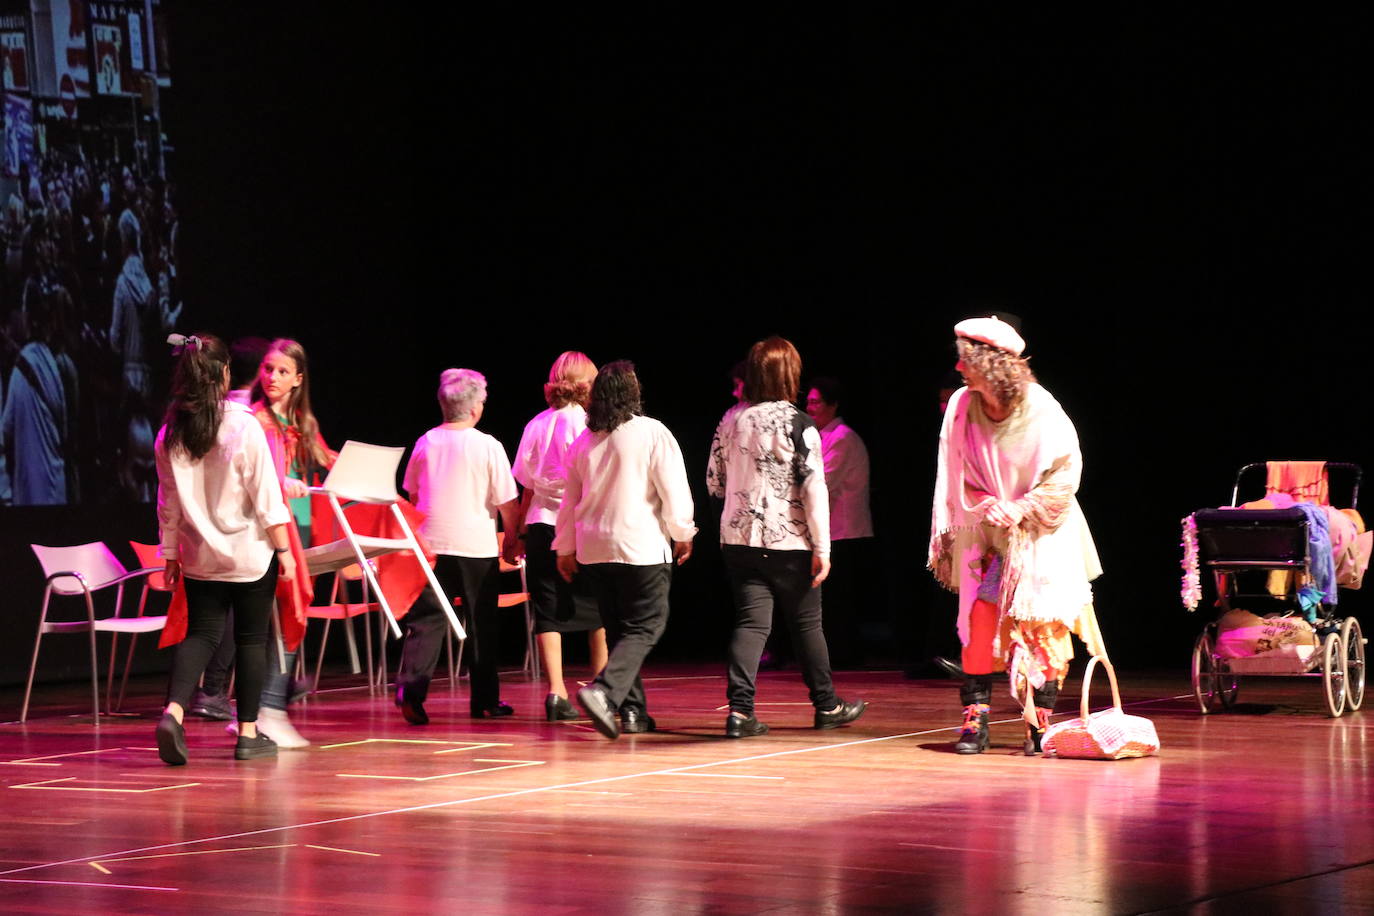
[955,703,990,755]
[814,698,867,730]
[1024,707,1052,756]
[188,691,232,721]
[725,712,769,738]
[234,733,278,760]
[620,708,656,734]
[471,702,514,719]
[156,712,188,766]
[395,687,429,726]
[545,693,579,722]
[576,685,620,740]
[933,656,965,679]
[288,677,313,705]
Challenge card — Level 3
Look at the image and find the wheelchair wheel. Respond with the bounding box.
[1341,617,1365,712]
[1321,631,1347,717]
[1192,627,1237,714]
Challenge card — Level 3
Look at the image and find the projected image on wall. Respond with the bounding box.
[0,0,175,506]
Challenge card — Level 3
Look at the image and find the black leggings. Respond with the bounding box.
[166,559,278,722]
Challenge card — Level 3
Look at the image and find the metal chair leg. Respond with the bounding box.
[86,593,101,727]
[313,618,332,690]
[21,589,53,724]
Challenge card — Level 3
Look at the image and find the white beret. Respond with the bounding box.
[954,316,1025,357]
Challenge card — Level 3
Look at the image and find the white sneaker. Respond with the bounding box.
[256,707,310,749]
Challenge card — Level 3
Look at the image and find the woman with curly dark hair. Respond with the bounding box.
[553,361,696,739]
[511,352,608,721]
[708,336,867,738]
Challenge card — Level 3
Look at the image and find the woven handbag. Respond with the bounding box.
[1042,656,1160,760]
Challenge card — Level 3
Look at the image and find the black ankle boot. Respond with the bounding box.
[1024,682,1059,756]
[955,675,993,755]
[955,703,991,754]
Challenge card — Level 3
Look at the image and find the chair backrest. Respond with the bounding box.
[129,541,170,591]
[319,441,404,503]
[31,542,129,596]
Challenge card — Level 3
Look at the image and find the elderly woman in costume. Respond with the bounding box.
[928,317,1105,755]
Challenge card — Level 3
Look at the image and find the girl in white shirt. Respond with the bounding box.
[154,333,295,765]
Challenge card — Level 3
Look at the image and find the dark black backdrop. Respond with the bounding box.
[6,8,1371,689]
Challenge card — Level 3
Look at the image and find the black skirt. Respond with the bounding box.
[524,523,604,633]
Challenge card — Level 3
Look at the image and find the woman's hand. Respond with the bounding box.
[811,554,831,588]
[983,499,1025,529]
[502,535,524,566]
[164,559,181,589]
[277,550,297,583]
[284,478,308,499]
[556,554,578,583]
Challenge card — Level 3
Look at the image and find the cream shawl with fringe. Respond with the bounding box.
[929,384,1103,648]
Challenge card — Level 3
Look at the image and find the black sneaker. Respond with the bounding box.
[156,712,188,766]
[725,712,769,738]
[235,733,278,760]
[814,698,867,730]
[288,677,313,705]
[188,691,232,721]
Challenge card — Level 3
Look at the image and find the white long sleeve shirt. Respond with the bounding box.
[513,403,586,526]
[707,401,830,557]
[553,415,697,565]
[156,401,291,582]
[819,417,874,541]
[403,426,519,558]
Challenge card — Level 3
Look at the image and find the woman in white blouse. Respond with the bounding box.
[153,333,295,765]
[707,336,866,738]
[554,361,696,739]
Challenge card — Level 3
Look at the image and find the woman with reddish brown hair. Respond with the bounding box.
[707,336,866,739]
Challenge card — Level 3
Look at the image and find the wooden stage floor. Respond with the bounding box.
[0,664,1371,914]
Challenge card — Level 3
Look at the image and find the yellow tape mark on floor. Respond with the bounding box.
[336,760,544,781]
[10,777,201,793]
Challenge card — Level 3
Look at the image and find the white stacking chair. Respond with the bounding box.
[302,441,463,670]
[24,542,167,724]
[306,561,385,692]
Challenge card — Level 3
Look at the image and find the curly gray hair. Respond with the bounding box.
[438,368,487,422]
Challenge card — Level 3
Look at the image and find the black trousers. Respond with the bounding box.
[822,537,875,668]
[588,562,672,714]
[398,554,501,711]
[166,558,278,722]
[723,545,838,715]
